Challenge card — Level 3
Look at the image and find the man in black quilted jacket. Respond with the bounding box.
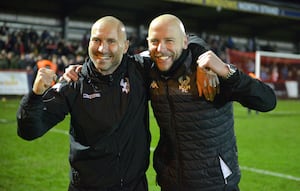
[147,14,276,191]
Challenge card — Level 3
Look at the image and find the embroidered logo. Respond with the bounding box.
[120,77,130,94]
[150,81,159,89]
[178,76,191,93]
[83,93,101,99]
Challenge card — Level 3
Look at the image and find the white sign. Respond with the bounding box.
[238,2,279,16]
[0,71,29,95]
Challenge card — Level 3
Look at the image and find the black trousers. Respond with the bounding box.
[68,175,148,191]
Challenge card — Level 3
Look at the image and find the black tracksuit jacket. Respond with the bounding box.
[17,56,151,190]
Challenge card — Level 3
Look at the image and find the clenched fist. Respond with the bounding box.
[32,68,57,95]
[196,67,219,101]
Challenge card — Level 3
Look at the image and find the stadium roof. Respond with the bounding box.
[1,0,300,43]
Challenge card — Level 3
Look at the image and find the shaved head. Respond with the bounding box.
[149,14,186,37]
[91,16,127,42]
[147,14,188,71]
[88,16,129,75]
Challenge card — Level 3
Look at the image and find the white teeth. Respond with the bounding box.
[158,56,169,60]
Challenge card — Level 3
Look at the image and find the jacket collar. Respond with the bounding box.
[81,56,128,84]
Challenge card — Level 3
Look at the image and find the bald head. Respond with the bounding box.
[88,16,129,75]
[91,16,127,42]
[147,14,188,71]
[149,14,186,37]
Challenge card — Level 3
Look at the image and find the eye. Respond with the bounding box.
[107,39,116,44]
[165,39,174,44]
[91,38,100,43]
[149,39,159,45]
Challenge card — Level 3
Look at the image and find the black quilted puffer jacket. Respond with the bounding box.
[149,42,276,191]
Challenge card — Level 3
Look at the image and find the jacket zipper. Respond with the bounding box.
[165,79,182,190]
[115,137,124,189]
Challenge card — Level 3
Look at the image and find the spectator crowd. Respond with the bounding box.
[0,22,237,74]
[0,23,87,78]
[0,22,299,86]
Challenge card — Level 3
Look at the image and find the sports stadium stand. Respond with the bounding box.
[0,0,300,98]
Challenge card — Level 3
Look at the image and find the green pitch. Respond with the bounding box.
[0,98,299,191]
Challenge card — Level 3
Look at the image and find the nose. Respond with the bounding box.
[157,41,166,52]
[98,42,108,52]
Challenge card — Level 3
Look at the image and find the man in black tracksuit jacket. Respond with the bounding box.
[147,14,277,191]
[17,16,151,191]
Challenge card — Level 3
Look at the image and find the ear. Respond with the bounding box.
[123,40,129,53]
[183,35,188,49]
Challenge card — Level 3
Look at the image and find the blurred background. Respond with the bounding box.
[1,0,300,98]
[0,1,300,191]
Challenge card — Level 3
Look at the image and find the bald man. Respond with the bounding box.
[147,14,276,191]
[17,16,151,191]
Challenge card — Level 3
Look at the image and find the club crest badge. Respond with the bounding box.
[178,76,190,93]
[120,77,130,94]
[150,80,159,89]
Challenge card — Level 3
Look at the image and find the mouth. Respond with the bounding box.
[96,55,112,62]
[155,55,171,61]
[100,55,112,60]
